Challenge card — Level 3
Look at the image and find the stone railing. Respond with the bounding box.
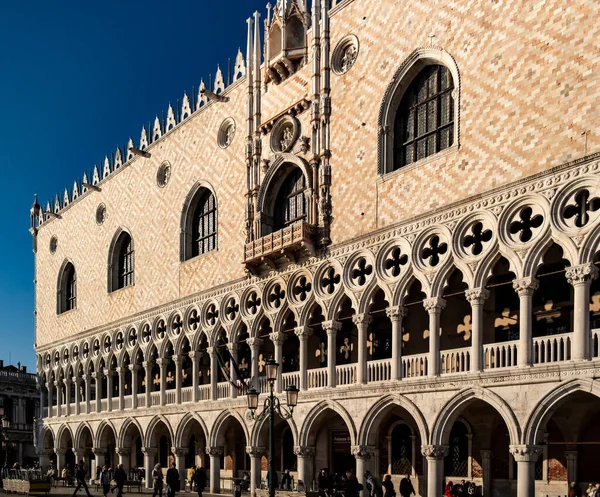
[484,341,518,370]
[533,332,572,364]
[307,367,327,389]
[282,371,301,390]
[441,347,471,375]
[367,359,391,382]
[402,353,428,378]
[336,363,356,386]
[217,382,230,399]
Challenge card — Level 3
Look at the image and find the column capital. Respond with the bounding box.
[564,450,579,461]
[171,447,188,457]
[73,449,86,459]
[71,375,80,384]
[294,326,313,339]
[421,444,449,460]
[480,449,493,459]
[206,347,217,356]
[92,447,106,456]
[226,342,236,352]
[269,331,287,345]
[293,445,315,458]
[465,288,490,305]
[142,361,153,369]
[423,297,446,314]
[171,355,183,366]
[246,338,263,348]
[115,367,125,374]
[322,320,342,334]
[246,445,267,457]
[205,446,224,456]
[352,313,372,327]
[188,351,200,359]
[512,277,539,296]
[128,364,141,372]
[351,445,377,459]
[103,368,115,378]
[156,358,170,367]
[116,448,130,456]
[385,306,406,321]
[141,447,157,456]
[509,445,543,462]
[566,263,599,285]
[54,448,67,456]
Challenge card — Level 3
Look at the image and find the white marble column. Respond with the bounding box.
[466,288,490,372]
[83,375,91,414]
[55,448,66,473]
[512,278,539,367]
[143,361,152,408]
[94,372,103,413]
[422,445,448,497]
[56,379,63,417]
[567,263,598,361]
[142,448,157,489]
[294,326,312,391]
[510,445,542,497]
[117,448,130,472]
[352,446,375,497]
[207,347,218,401]
[189,351,200,402]
[322,320,341,388]
[64,378,72,416]
[173,355,183,404]
[386,306,406,380]
[247,338,263,391]
[353,313,371,385]
[423,298,446,377]
[270,331,286,393]
[206,446,223,494]
[93,448,106,474]
[116,367,125,410]
[294,446,315,490]
[247,446,266,494]
[480,450,492,496]
[129,364,140,409]
[46,381,54,418]
[173,448,188,488]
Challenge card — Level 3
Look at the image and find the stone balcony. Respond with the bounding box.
[244,221,317,274]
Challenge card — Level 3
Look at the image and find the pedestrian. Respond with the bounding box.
[444,481,454,497]
[153,464,164,497]
[342,469,361,497]
[281,469,292,490]
[166,462,180,497]
[297,480,306,493]
[194,466,206,497]
[266,469,279,492]
[570,481,583,497]
[100,465,112,497]
[188,465,196,492]
[318,468,331,497]
[113,463,127,497]
[364,471,383,497]
[382,475,396,497]
[72,461,92,497]
[399,475,415,497]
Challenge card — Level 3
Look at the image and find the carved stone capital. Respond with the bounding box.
[54,448,67,456]
[269,332,287,345]
[171,355,183,366]
[509,445,543,462]
[421,445,449,460]
[226,343,236,352]
[92,447,106,456]
[156,358,170,367]
[351,445,377,459]
[293,445,316,458]
[128,364,141,372]
[423,297,446,314]
[294,326,313,340]
[142,361,154,369]
[512,277,539,297]
[480,449,493,460]
[352,313,372,327]
[141,447,157,456]
[171,447,188,457]
[465,288,490,306]
[206,446,224,457]
[206,347,217,356]
[322,320,342,335]
[115,448,130,457]
[566,263,598,286]
[246,338,263,349]
[246,446,267,457]
[385,306,406,322]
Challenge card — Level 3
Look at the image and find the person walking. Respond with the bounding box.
[113,464,127,497]
[100,465,112,497]
[364,471,383,497]
[194,466,206,497]
[342,469,361,497]
[152,464,164,497]
[188,466,196,492]
[72,461,92,497]
[281,470,292,490]
[318,468,331,497]
[382,475,396,497]
[166,462,180,497]
[399,475,415,497]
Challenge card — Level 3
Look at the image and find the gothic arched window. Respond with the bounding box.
[181,185,218,261]
[57,261,77,314]
[108,230,134,292]
[274,168,307,231]
[394,65,454,169]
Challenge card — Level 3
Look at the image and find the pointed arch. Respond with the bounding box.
[57,258,77,314]
[145,415,175,449]
[250,412,299,447]
[430,386,520,446]
[174,412,209,448]
[108,228,134,292]
[56,424,74,450]
[209,409,250,447]
[180,180,218,261]
[118,417,144,449]
[95,419,118,449]
[74,422,94,451]
[299,400,357,447]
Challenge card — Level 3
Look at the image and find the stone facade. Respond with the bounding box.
[32,1,600,497]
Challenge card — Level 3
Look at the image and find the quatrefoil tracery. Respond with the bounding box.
[293,276,312,302]
[206,304,219,326]
[269,284,286,309]
[422,235,448,267]
[246,291,261,315]
[156,320,167,340]
[385,247,408,278]
[564,189,600,228]
[225,298,239,321]
[322,267,341,294]
[351,258,373,286]
[509,207,543,243]
[463,222,493,256]
[142,324,151,343]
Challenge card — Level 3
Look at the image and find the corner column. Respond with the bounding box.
[247,446,266,494]
[353,314,371,385]
[270,332,286,393]
[510,445,542,497]
[386,306,406,380]
[294,326,312,391]
[206,446,223,494]
[465,288,490,372]
[512,277,539,367]
[567,263,598,361]
[322,320,341,388]
[423,298,446,377]
[422,445,448,497]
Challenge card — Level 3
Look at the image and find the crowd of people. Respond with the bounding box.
[443,480,480,496]
[316,468,416,497]
[571,481,600,497]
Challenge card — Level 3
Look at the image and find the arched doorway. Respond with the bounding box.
[120,420,144,473]
[97,423,118,469]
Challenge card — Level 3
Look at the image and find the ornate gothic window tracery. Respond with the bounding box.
[274,168,307,231]
[394,65,454,169]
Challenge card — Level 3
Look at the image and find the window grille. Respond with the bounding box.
[274,168,307,231]
[394,65,454,169]
[66,267,76,311]
[118,235,134,289]
[192,191,217,257]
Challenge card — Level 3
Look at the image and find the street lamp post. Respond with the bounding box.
[246,359,299,497]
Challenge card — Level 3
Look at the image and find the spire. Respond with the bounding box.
[153,115,162,140]
[166,104,176,131]
[103,156,111,179]
[114,146,123,169]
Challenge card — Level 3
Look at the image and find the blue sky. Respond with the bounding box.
[0,0,266,371]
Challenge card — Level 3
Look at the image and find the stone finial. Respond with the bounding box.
[54,194,61,213]
[139,126,149,150]
[81,173,89,193]
[72,181,79,201]
[214,66,225,94]
[198,79,208,109]
[153,116,162,141]
[234,49,246,81]
[92,165,100,185]
[45,201,51,216]
[63,188,70,208]
[102,156,111,179]
[126,138,134,160]
[181,92,191,120]
[114,147,123,169]
[166,104,176,131]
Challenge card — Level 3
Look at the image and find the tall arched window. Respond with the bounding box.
[181,185,218,261]
[57,261,77,314]
[274,167,307,231]
[394,65,454,169]
[108,231,134,292]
